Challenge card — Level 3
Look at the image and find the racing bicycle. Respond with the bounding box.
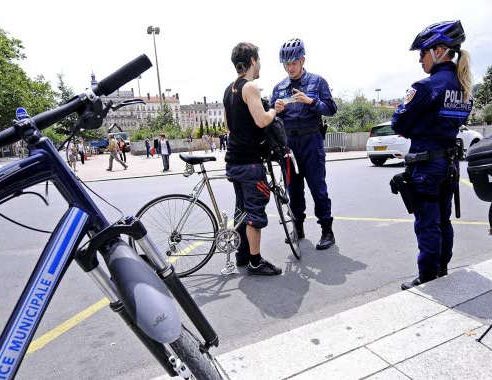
[129,148,301,278]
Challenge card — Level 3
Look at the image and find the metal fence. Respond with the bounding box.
[325,132,348,152]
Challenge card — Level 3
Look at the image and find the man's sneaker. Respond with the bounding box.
[247,258,282,276]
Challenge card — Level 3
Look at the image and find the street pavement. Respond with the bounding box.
[2,150,492,379]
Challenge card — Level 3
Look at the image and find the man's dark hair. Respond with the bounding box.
[231,42,259,74]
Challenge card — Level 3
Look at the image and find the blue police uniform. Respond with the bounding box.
[271,71,337,227]
[392,61,472,280]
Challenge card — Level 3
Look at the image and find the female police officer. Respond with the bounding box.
[392,21,473,290]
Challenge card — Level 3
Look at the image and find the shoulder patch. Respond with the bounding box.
[404,88,417,105]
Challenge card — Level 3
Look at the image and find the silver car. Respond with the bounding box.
[366,121,483,166]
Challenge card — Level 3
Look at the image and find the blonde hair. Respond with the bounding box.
[456,49,472,102]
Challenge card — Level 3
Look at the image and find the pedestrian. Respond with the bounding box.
[117,137,127,163]
[158,134,172,172]
[224,42,282,276]
[392,21,472,290]
[153,138,159,157]
[77,138,85,165]
[67,140,77,172]
[271,38,337,250]
[107,136,128,171]
[187,134,193,154]
[219,134,226,151]
[145,138,151,158]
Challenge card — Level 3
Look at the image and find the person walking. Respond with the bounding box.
[271,38,337,250]
[107,136,128,171]
[77,139,85,165]
[117,138,127,163]
[158,134,172,172]
[224,42,282,275]
[145,138,151,158]
[393,21,473,290]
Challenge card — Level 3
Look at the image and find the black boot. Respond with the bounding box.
[285,220,304,243]
[316,219,335,250]
[401,274,437,290]
[438,266,448,277]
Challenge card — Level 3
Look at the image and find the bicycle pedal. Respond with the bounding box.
[221,263,239,276]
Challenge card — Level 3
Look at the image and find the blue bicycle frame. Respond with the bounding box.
[0,137,110,378]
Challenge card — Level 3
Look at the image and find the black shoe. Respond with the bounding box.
[316,224,335,250]
[247,258,282,276]
[401,275,437,290]
[236,258,249,267]
[438,266,448,277]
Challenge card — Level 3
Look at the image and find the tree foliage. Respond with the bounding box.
[328,97,394,132]
[0,29,55,130]
[475,66,492,108]
[483,104,492,125]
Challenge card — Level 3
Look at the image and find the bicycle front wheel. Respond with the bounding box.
[167,326,224,380]
[131,194,218,277]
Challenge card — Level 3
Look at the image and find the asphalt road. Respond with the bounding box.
[1,159,490,379]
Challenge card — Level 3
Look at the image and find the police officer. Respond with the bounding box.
[271,38,337,250]
[392,21,473,290]
[224,42,282,275]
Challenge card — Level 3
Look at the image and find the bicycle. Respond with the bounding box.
[130,148,301,278]
[0,55,224,380]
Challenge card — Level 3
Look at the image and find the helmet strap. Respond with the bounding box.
[430,47,450,65]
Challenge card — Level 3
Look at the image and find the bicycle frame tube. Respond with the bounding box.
[0,207,89,380]
[0,137,111,379]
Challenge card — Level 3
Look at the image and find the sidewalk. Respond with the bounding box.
[208,258,492,379]
[0,150,368,182]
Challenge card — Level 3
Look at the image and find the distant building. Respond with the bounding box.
[179,96,225,130]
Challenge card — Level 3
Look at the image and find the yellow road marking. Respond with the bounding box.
[27,297,109,355]
[461,178,472,187]
[268,214,488,226]
[29,212,487,354]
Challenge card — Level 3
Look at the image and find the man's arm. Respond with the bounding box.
[312,77,337,116]
[242,82,276,128]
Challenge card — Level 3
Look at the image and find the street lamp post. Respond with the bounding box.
[147,25,163,111]
[375,88,381,104]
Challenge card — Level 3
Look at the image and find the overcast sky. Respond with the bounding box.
[1,0,491,105]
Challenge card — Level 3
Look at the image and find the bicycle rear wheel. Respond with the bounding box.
[130,194,218,277]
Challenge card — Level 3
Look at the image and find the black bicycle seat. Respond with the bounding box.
[179,153,217,165]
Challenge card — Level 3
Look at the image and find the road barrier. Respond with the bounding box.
[325,132,347,152]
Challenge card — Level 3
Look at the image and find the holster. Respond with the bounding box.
[390,171,415,214]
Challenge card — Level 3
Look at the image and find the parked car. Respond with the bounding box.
[366,121,483,166]
[89,139,109,154]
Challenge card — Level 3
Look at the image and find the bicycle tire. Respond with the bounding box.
[130,194,218,277]
[274,185,301,260]
[167,326,223,380]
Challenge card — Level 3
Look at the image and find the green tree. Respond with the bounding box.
[199,120,204,138]
[205,120,210,135]
[475,66,492,108]
[53,73,76,136]
[483,104,492,125]
[0,29,55,130]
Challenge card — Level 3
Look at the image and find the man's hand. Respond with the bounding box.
[292,88,314,104]
[275,99,286,113]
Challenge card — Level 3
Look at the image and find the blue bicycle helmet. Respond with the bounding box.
[410,20,465,51]
[279,38,305,63]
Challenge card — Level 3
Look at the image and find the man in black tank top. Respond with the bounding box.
[223,42,281,276]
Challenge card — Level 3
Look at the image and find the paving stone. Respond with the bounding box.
[291,348,388,380]
[367,309,481,364]
[218,291,445,379]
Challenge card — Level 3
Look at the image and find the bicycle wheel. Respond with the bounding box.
[130,194,218,277]
[274,184,301,259]
[167,325,223,380]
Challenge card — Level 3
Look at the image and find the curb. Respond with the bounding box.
[80,154,368,183]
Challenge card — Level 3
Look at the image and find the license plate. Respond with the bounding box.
[374,146,387,151]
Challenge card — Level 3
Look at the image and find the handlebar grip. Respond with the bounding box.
[94,54,152,96]
[0,127,20,147]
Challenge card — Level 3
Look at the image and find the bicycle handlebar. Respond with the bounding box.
[0,54,152,147]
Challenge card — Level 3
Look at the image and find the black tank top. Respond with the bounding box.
[223,78,265,164]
